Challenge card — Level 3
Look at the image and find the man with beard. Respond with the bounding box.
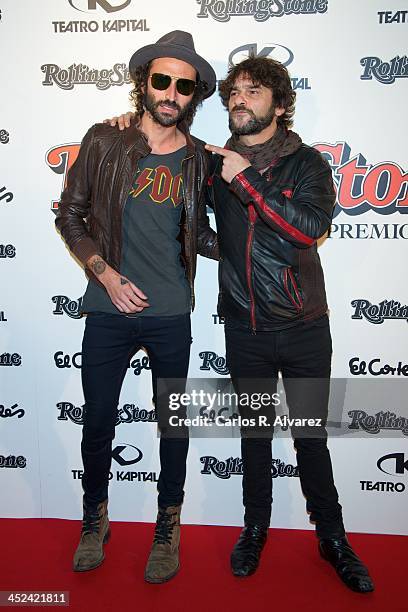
[107,56,374,593]
[55,31,217,583]
[204,57,374,593]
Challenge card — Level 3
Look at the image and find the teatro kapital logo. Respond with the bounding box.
[53,2,148,34]
[360,452,407,493]
[350,299,408,324]
[378,10,408,24]
[377,453,408,476]
[229,43,310,90]
[69,0,132,12]
[72,443,158,482]
[112,443,142,466]
[196,0,328,22]
[200,455,299,479]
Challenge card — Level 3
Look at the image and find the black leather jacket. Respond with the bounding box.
[208,143,336,331]
[56,120,218,309]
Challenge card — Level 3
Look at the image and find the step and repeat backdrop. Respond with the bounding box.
[0,0,407,534]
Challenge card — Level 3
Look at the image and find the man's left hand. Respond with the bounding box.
[205,144,251,184]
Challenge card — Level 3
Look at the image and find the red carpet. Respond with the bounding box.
[0,519,405,611]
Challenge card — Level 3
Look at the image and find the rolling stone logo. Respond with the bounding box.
[57,401,157,424]
[348,410,408,436]
[47,145,79,211]
[360,55,408,84]
[0,244,16,258]
[46,141,408,233]
[0,130,10,144]
[196,0,328,22]
[200,455,299,479]
[315,142,408,219]
[0,455,27,469]
[0,353,22,366]
[199,351,229,375]
[0,403,25,420]
[52,295,82,318]
[0,185,13,204]
[360,452,407,493]
[54,350,151,375]
[41,63,130,90]
[351,299,408,324]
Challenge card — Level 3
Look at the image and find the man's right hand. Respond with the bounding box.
[87,255,149,313]
[104,112,134,131]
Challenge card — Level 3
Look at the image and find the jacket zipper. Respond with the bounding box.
[246,204,257,333]
[181,153,195,310]
[286,267,303,311]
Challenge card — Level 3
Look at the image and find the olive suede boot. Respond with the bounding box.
[144,505,181,583]
[73,499,110,572]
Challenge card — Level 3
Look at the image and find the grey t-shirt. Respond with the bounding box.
[82,146,190,316]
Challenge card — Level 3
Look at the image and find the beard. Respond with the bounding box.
[229,104,276,136]
[143,91,190,127]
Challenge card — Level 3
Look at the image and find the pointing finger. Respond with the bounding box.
[205,144,230,156]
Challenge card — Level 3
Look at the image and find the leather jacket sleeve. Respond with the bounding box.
[229,148,335,249]
[55,125,100,265]
[196,151,219,261]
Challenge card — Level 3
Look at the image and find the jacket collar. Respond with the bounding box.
[123,116,195,157]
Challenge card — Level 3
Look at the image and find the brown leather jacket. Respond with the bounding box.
[55,120,218,309]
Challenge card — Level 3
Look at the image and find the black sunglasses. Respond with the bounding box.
[149,72,196,96]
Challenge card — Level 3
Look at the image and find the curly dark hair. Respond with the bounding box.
[218,56,296,128]
[129,61,208,128]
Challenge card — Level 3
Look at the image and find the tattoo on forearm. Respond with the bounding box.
[120,277,128,285]
[92,258,106,276]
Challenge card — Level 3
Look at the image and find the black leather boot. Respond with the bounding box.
[319,536,374,593]
[231,525,268,577]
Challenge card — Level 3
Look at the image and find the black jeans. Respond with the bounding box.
[225,315,345,539]
[81,312,191,509]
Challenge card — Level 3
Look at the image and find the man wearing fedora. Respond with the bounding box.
[55,31,218,583]
[108,51,374,593]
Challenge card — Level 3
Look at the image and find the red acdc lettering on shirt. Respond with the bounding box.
[130,166,183,206]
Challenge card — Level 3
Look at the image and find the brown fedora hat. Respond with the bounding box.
[129,30,216,99]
